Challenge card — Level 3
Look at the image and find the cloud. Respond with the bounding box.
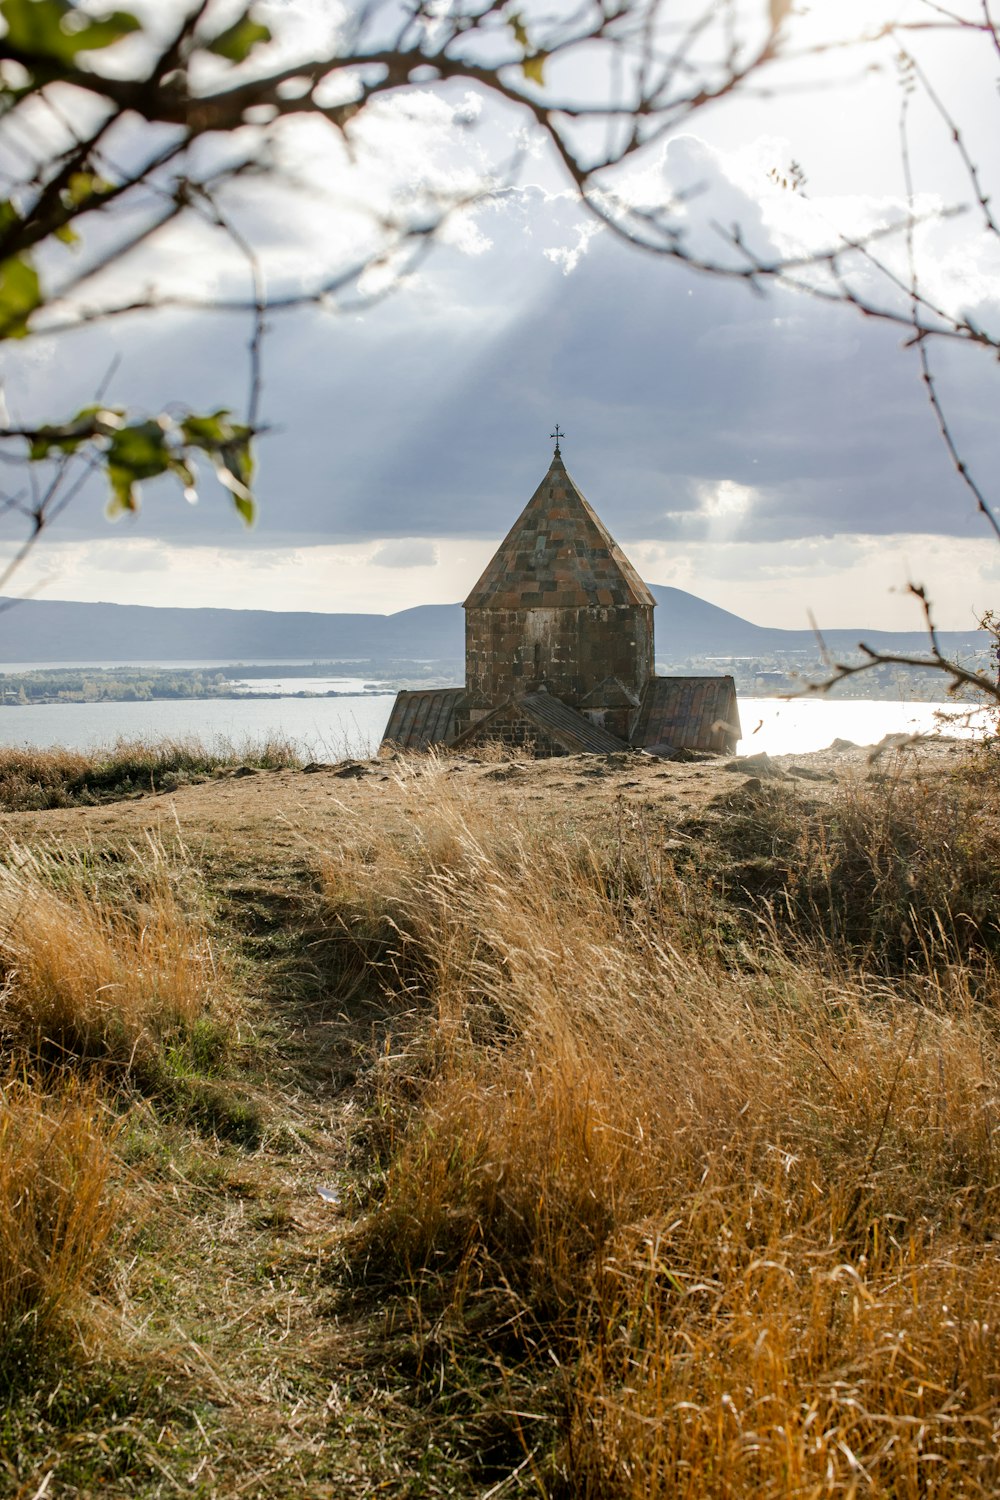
[370,539,439,568]
[85,540,172,574]
[543,220,602,274]
[1,537,490,614]
[629,532,997,631]
[697,479,756,523]
[4,133,999,575]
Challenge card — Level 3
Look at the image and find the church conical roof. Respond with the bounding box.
[464,449,656,611]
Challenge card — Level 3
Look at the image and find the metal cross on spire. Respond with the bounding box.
[550,423,565,455]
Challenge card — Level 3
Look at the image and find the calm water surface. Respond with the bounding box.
[0,690,990,759]
[736,697,990,756]
[0,694,392,758]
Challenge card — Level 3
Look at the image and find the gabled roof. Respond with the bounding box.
[382,688,466,750]
[579,676,640,709]
[464,450,656,611]
[630,676,741,753]
[452,693,628,755]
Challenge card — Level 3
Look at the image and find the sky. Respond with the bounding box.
[3,0,1000,631]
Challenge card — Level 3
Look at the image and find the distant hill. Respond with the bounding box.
[0,598,464,664]
[0,588,985,664]
[646,586,986,659]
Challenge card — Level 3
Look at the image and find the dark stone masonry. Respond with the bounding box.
[382,445,740,757]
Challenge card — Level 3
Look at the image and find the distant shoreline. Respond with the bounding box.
[0,689,400,707]
[0,662,448,709]
[0,658,987,708]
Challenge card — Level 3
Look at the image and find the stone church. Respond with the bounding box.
[382,439,740,757]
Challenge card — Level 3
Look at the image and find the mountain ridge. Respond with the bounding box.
[0,587,984,664]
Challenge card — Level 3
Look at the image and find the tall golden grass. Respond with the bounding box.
[717,761,1000,969]
[0,841,229,1079]
[0,732,302,811]
[0,1074,113,1377]
[0,836,235,1381]
[325,761,1000,1495]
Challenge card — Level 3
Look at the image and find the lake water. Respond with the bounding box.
[735,697,991,756]
[0,689,991,759]
[0,694,393,759]
[226,674,377,695]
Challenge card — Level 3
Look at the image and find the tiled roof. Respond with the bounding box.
[464,450,656,611]
[579,676,640,709]
[453,693,628,755]
[381,688,465,750]
[630,676,741,753]
[520,693,628,752]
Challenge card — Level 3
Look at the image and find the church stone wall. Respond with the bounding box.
[465,602,654,708]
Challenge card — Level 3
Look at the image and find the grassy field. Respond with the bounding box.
[0,733,999,1496]
[0,734,303,811]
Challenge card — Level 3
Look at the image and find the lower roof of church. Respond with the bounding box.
[381,677,740,757]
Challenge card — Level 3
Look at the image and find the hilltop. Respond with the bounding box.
[2,733,1000,1495]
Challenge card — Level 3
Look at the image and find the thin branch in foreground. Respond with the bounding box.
[899,72,1000,543]
[811,585,1000,707]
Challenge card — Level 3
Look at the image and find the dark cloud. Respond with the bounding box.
[5,147,998,554]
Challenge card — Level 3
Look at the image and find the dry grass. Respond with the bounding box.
[0,1073,114,1383]
[0,831,258,1406]
[715,760,1000,970]
[1,741,998,1494]
[0,841,231,1083]
[0,733,302,811]
[320,759,1000,1496]
[0,836,242,1388]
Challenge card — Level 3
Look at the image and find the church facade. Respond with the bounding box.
[381,442,740,757]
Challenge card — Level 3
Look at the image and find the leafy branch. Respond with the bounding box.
[18,406,256,520]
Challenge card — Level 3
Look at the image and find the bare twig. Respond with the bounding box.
[810,586,1000,706]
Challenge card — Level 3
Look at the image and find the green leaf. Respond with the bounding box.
[22,402,255,523]
[167,453,196,497]
[231,492,256,526]
[26,405,123,460]
[106,464,139,516]
[507,10,529,51]
[105,419,171,511]
[106,415,185,516]
[0,0,140,62]
[28,427,79,460]
[64,169,112,207]
[179,409,233,447]
[214,436,254,503]
[0,252,40,338]
[179,409,256,520]
[221,434,253,488]
[205,11,271,63]
[506,10,544,84]
[74,403,124,431]
[54,221,79,245]
[106,419,170,481]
